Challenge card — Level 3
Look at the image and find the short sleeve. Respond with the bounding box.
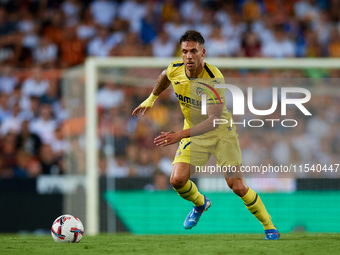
[166,62,174,82]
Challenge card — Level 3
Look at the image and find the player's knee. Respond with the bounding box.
[232,185,247,197]
[229,181,248,197]
[170,175,187,189]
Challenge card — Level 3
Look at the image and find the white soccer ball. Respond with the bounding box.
[51,214,84,243]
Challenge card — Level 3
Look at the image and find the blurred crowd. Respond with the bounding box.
[0,0,340,179]
[0,0,340,66]
[0,66,67,178]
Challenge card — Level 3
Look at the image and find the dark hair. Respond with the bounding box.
[179,30,205,45]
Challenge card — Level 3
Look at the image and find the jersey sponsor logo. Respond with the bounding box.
[175,92,202,107]
[174,81,180,85]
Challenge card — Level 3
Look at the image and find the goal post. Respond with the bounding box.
[85,58,99,236]
[76,57,340,235]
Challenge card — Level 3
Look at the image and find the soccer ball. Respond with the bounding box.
[51,214,84,243]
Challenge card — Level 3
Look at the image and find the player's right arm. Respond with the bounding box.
[132,69,171,117]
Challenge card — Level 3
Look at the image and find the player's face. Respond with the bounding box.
[181,41,205,72]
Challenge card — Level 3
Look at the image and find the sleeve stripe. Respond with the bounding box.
[204,63,215,78]
[173,62,184,67]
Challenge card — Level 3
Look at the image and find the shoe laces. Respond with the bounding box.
[193,207,204,214]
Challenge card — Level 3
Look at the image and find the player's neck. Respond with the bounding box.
[185,63,204,78]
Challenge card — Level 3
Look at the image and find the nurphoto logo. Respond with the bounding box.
[200,84,312,128]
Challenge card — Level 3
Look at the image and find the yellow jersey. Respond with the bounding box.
[166,60,236,139]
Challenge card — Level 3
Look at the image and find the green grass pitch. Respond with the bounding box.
[1,233,339,255]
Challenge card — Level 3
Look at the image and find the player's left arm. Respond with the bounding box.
[154,103,223,147]
[132,69,171,117]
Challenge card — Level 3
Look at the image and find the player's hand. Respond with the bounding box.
[132,93,158,117]
[132,105,150,117]
[154,131,182,147]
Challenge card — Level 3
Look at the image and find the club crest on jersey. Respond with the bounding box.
[196,87,203,96]
[176,150,181,157]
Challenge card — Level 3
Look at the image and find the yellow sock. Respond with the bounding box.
[174,180,205,207]
[241,188,276,230]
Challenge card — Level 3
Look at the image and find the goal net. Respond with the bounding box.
[62,57,340,235]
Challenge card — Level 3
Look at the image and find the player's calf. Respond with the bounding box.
[226,176,279,240]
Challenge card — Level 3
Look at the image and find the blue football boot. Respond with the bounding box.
[183,195,211,230]
[264,228,280,240]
